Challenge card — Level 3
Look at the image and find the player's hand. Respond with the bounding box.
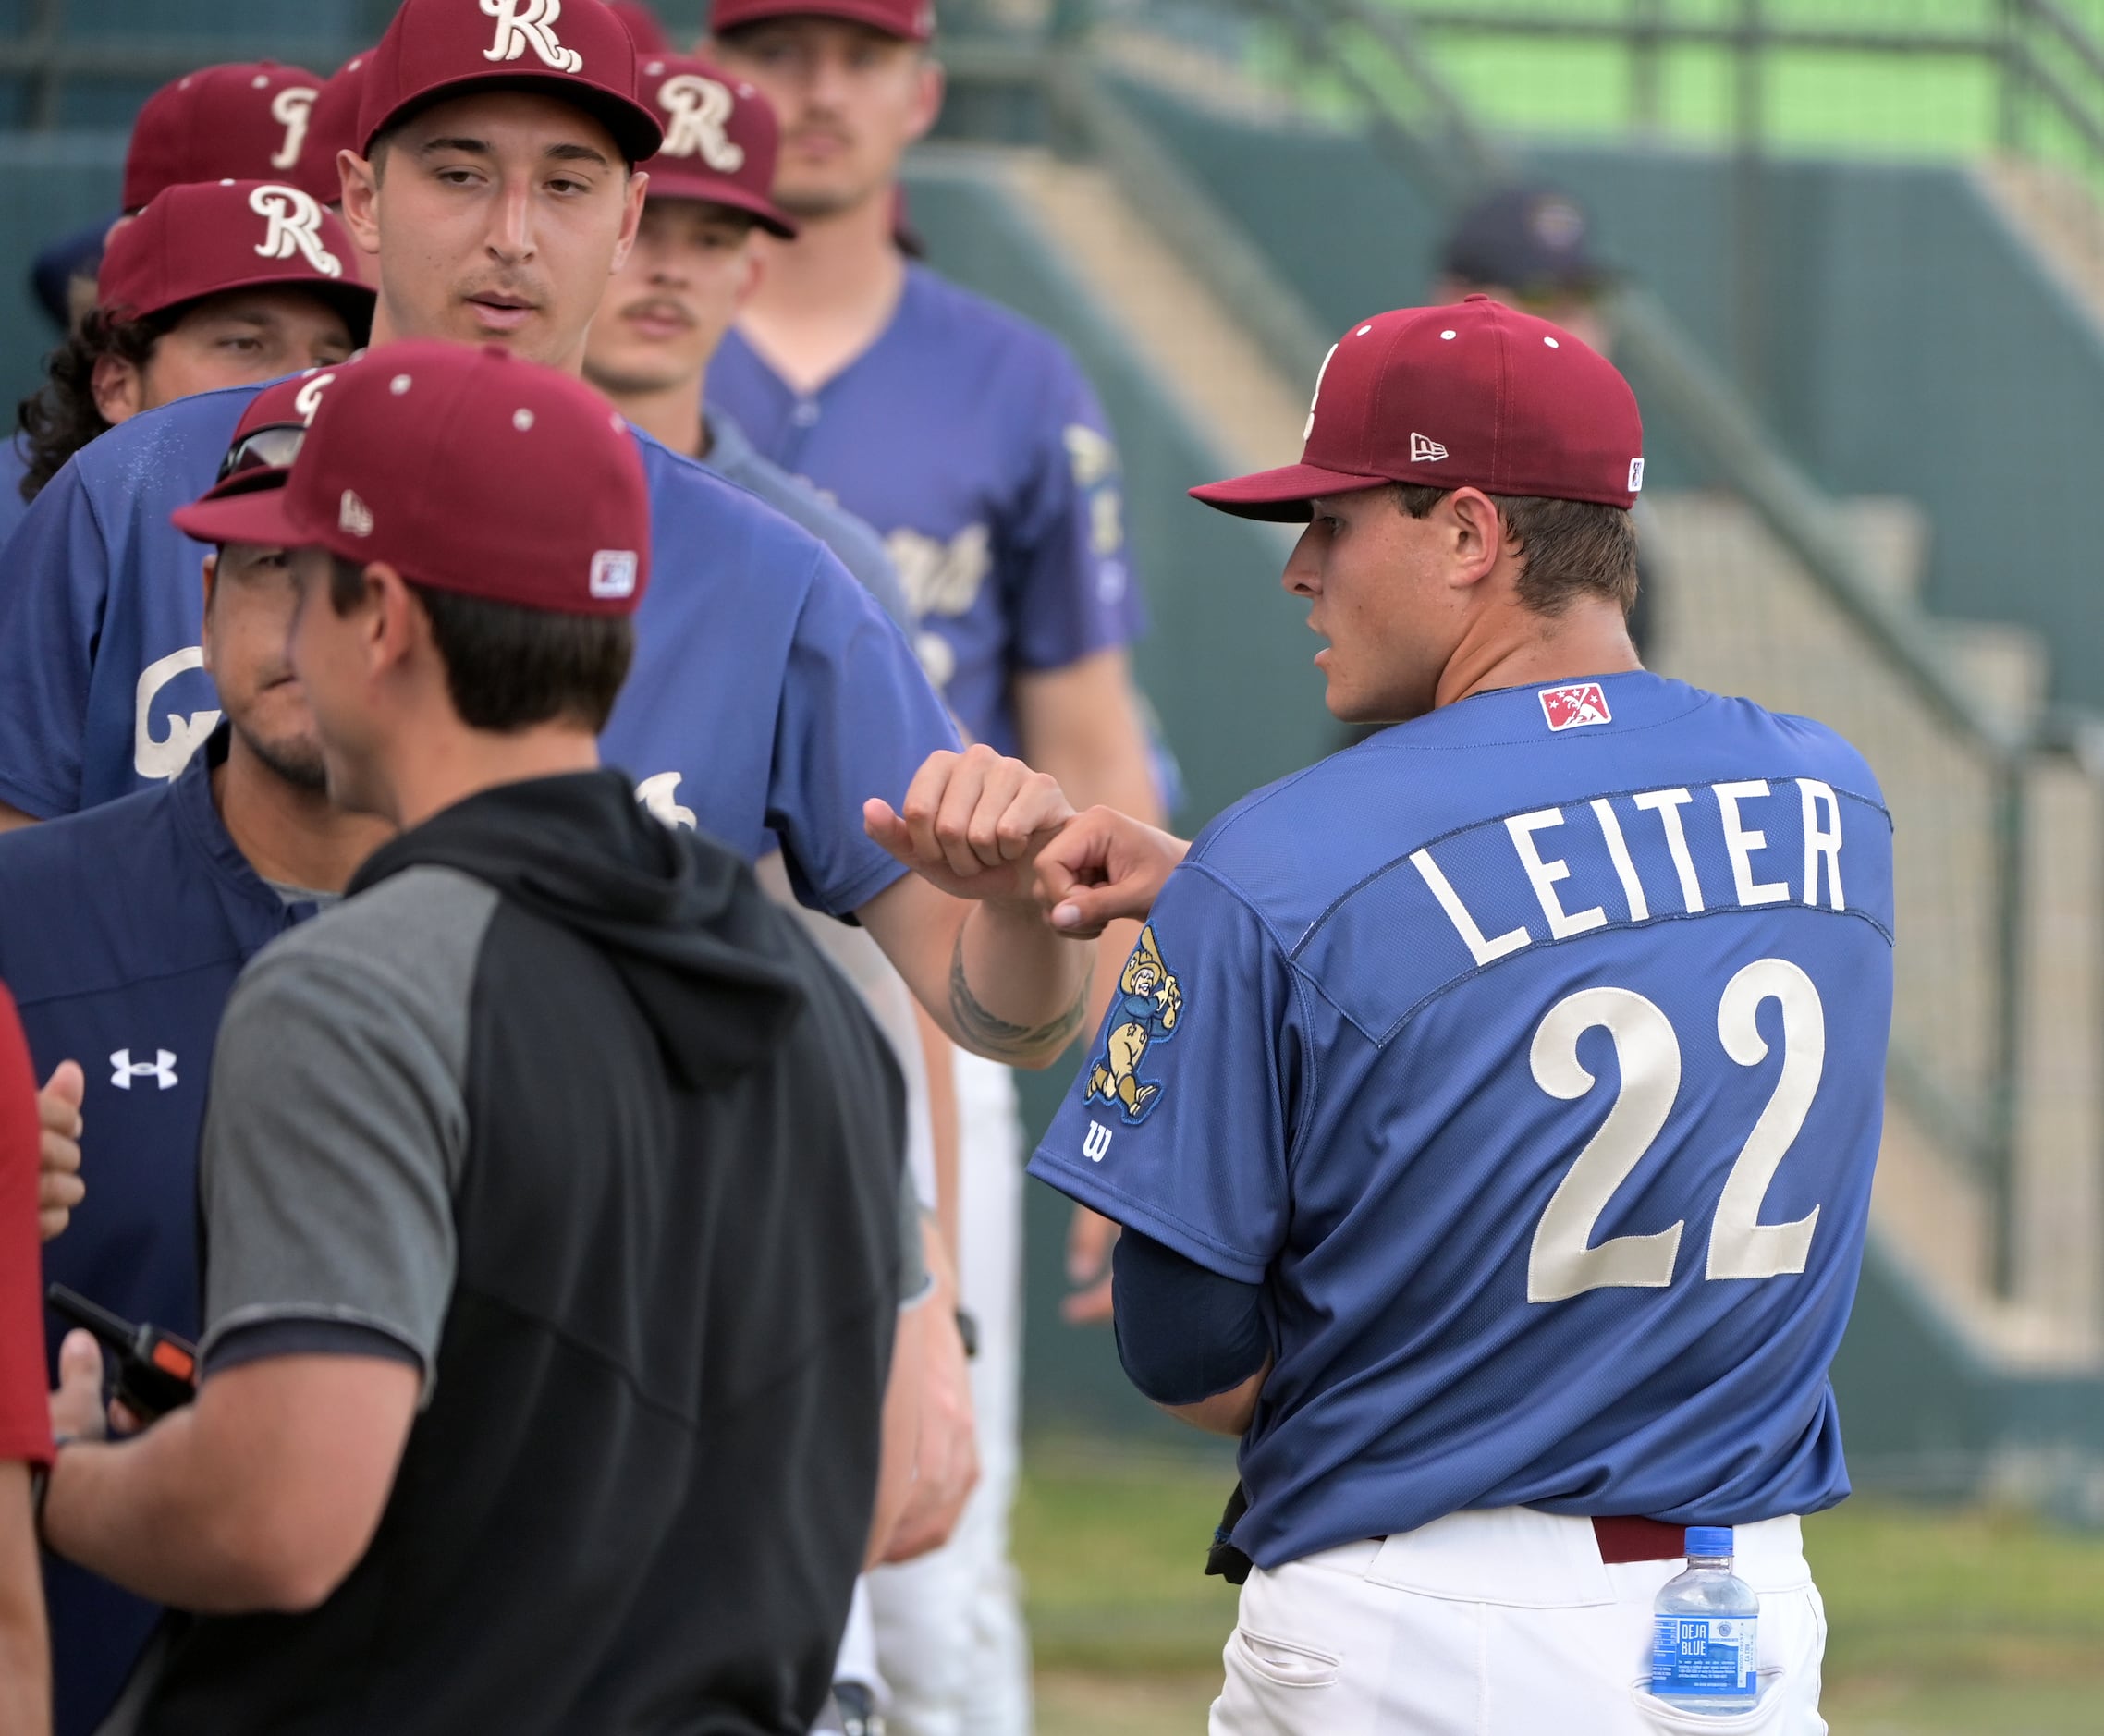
[880,1302,979,1563]
[865,745,1075,907]
[39,1061,86,1241]
[50,1330,112,1442]
[1035,806,1191,938]
[1062,1204,1119,1326]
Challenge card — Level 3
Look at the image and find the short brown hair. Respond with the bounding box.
[329,556,633,734]
[1393,483,1638,617]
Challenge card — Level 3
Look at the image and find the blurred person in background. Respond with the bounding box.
[708,2,1163,1729]
[611,0,674,51]
[14,180,371,510]
[9,59,343,549]
[0,370,394,1736]
[583,55,977,1730]
[1435,183,1656,658]
[0,984,54,1736]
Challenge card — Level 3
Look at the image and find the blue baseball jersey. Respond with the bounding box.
[0,732,312,1736]
[0,382,957,911]
[0,434,33,556]
[709,265,1146,756]
[1030,672,1895,1569]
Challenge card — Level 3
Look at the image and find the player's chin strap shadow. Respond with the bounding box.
[1205,1482,1253,1585]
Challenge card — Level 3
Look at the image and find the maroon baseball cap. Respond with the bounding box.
[359,0,664,164]
[635,54,796,237]
[123,61,330,214]
[98,180,375,330]
[304,51,373,196]
[174,341,651,618]
[609,2,673,51]
[193,361,364,507]
[709,0,935,44]
[1191,296,1645,520]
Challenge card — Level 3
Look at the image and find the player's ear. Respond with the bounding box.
[1444,487,1506,590]
[735,238,766,310]
[91,352,145,426]
[339,151,383,257]
[613,170,649,275]
[906,54,946,143]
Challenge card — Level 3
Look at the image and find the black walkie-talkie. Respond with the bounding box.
[46,1284,199,1422]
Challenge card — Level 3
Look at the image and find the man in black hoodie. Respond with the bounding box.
[39,339,971,1734]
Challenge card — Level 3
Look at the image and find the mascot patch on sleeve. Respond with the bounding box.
[1083,923,1182,1125]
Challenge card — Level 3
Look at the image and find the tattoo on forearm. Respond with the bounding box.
[949,927,1092,1060]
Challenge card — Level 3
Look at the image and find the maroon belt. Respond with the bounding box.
[1592,1516,1687,1564]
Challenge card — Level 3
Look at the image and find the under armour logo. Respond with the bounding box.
[1083,1121,1113,1164]
[111,1049,178,1092]
[250,184,343,278]
[269,86,318,171]
[294,371,337,424]
[1410,432,1448,463]
[340,490,373,537]
[482,0,585,73]
[658,74,744,170]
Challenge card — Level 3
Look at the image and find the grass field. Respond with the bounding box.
[1014,1442,2104,1734]
[1256,0,2104,185]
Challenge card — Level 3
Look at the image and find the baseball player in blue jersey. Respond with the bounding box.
[707,3,1165,1723]
[911,296,1887,1732]
[0,0,1095,1099]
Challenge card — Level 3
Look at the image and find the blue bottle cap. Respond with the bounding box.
[1684,1525,1734,1558]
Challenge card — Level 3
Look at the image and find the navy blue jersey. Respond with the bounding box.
[709,265,1146,755]
[1030,673,1894,1569]
[0,732,312,1736]
[0,383,957,911]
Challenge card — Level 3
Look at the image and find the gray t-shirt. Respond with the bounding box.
[199,864,926,1400]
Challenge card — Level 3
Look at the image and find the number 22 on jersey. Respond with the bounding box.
[1528,957,1823,1303]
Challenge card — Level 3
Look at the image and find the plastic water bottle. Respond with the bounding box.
[1648,1526,1759,1713]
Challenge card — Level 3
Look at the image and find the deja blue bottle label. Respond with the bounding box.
[1649,1615,1757,1696]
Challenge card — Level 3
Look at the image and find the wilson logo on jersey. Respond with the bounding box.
[1539,682,1612,732]
[1083,924,1182,1125]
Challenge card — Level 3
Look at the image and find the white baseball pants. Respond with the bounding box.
[867,1051,1034,1736]
[1212,1509,1827,1736]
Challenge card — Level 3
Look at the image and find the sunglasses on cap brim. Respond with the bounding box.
[214,423,309,486]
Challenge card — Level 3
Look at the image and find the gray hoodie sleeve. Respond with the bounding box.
[196,869,495,1402]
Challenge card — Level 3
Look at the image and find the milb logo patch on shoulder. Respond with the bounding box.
[1538,681,1612,732]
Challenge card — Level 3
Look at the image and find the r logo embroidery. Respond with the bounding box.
[250,185,343,277]
[657,74,744,169]
[482,0,585,73]
[269,87,318,170]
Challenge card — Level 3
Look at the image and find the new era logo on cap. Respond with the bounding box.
[1539,682,1613,733]
[590,549,639,599]
[1411,432,1448,463]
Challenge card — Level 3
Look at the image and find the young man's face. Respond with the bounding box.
[201,538,326,791]
[583,199,759,399]
[286,544,388,818]
[1286,488,1474,725]
[711,20,940,220]
[346,90,645,373]
[97,288,355,424]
